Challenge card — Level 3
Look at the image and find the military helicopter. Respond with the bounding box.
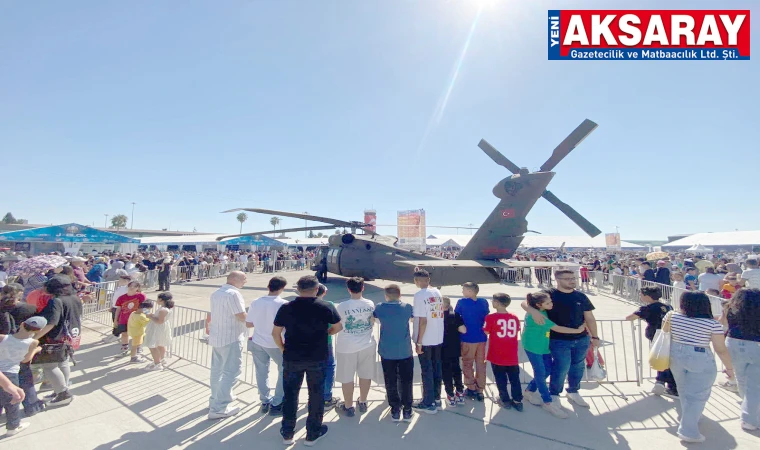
[218,119,602,286]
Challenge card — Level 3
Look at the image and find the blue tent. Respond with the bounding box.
[0,223,139,244]
[219,234,282,247]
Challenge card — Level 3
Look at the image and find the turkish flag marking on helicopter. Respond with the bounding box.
[501,209,516,218]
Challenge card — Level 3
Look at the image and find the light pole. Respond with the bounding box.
[131,202,136,229]
[468,223,474,235]
[304,212,308,237]
[104,214,109,228]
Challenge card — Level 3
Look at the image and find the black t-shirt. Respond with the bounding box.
[273,296,341,362]
[547,289,595,340]
[654,267,671,285]
[635,302,672,341]
[442,309,464,359]
[40,294,83,344]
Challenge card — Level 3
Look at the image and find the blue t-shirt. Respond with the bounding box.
[373,301,414,360]
[454,297,489,343]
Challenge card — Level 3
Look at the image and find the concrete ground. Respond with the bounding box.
[4,270,759,449]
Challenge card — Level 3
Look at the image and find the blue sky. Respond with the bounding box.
[1,0,757,240]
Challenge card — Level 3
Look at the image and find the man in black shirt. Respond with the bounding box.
[639,262,656,283]
[522,269,599,408]
[273,275,342,446]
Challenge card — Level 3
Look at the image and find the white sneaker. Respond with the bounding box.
[542,402,568,419]
[677,433,706,443]
[525,391,543,406]
[720,380,739,393]
[742,422,759,431]
[145,363,163,371]
[208,406,240,420]
[651,382,666,396]
[6,422,30,436]
[567,392,590,408]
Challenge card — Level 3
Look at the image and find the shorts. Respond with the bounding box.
[336,344,376,384]
[130,334,145,346]
[115,324,128,335]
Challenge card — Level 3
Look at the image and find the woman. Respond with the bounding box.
[34,275,82,407]
[664,291,734,443]
[725,288,760,431]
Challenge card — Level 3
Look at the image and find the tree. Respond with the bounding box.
[316,232,325,238]
[270,216,281,235]
[110,214,128,231]
[1,212,25,224]
[236,212,248,234]
[308,230,315,238]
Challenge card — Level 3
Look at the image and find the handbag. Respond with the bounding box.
[31,343,72,365]
[584,347,607,382]
[649,329,671,371]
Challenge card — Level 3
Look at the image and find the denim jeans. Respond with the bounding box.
[669,341,717,439]
[19,363,41,414]
[381,357,414,411]
[281,360,326,441]
[323,342,336,401]
[209,339,243,414]
[549,335,590,396]
[727,337,760,428]
[0,372,21,430]
[526,351,553,403]
[418,344,443,406]
[248,340,284,406]
[491,364,523,403]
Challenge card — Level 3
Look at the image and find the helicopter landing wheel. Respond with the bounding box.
[316,270,327,283]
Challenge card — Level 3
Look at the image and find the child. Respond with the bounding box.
[625,286,677,397]
[580,265,590,292]
[442,296,466,407]
[373,284,415,422]
[144,293,174,371]
[114,281,145,355]
[521,292,586,418]
[318,284,340,410]
[107,275,132,341]
[483,293,523,411]
[720,276,738,299]
[127,300,154,363]
[455,282,489,402]
[0,316,46,436]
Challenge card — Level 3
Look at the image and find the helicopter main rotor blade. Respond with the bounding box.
[216,225,336,241]
[539,119,598,172]
[222,208,365,228]
[477,139,521,174]
[541,190,602,237]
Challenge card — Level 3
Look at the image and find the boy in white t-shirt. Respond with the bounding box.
[245,276,289,416]
[335,277,376,417]
[412,269,444,415]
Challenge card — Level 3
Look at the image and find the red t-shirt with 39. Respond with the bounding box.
[115,293,145,325]
[483,312,521,366]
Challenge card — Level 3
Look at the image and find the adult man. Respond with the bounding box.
[522,269,599,408]
[639,262,656,282]
[335,277,376,416]
[698,267,723,292]
[245,276,288,416]
[412,269,444,414]
[273,275,342,446]
[740,259,760,289]
[207,271,248,420]
[455,282,489,401]
[694,255,714,274]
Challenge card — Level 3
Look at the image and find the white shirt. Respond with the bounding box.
[335,297,376,353]
[412,287,444,346]
[246,295,288,348]
[209,284,247,347]
[741,268,760,289]
[0,271,8,283]
[112,285,129,308]
[238,254,248,264]
[698,273,722,292]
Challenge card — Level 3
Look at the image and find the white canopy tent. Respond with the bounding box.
[663,231,760,250]
[686,244,713,254]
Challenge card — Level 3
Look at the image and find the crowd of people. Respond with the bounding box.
[0,247,758,445]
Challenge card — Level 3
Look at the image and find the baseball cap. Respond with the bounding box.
[24,316,48,330]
